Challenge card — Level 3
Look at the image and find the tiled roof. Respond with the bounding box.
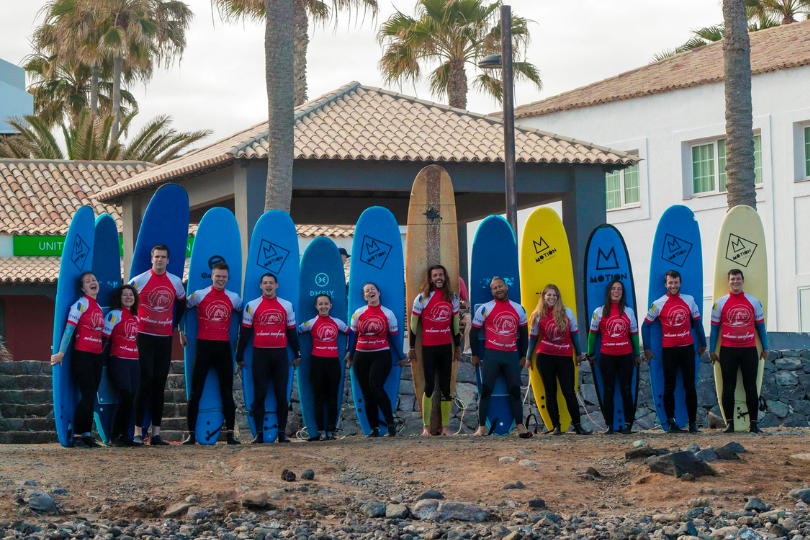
[0,159,150,235]
[297,225,354,238]
[94,82,637,202]
[511,19,810,119]
[0,256,190,285]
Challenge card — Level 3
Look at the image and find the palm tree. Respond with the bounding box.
[746,0,810,24]
[377,0,542,110]
[0,110,210,163]
[211,0,378,107]
[723,0,757,209]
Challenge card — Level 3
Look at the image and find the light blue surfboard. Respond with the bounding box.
[298,237,349,438]
[583,224,639,431]
[349,206,405,436]
[184,208,242,444]
[53,205,95,447]
[471,215,520,436]
[647,205,703,431]
[128,184,190,436]
[92,214,123,444]
[242,210,299,442]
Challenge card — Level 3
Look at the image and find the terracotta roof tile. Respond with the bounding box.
[95,83,636,202]
[511,19,810,119]
[0,256,190,285]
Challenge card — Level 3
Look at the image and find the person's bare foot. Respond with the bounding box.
[421,426,431,436]
[473,426,487,436]
[440,426,451,436]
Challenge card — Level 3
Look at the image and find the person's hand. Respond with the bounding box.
[292,355,301,368]
[760,349,769,361]
[634,355,643,367]
[178,332,189,348]
[408,349,417,363]
[344,353,352,368]
[709,352,719,364]
[50,352,64,366]
[454,347,461,362]
[697,346,706,357]
[396,357,409,367]
[235,360,245,377]
[576,354,586,366]
[519,357,529,369]
[644,349,654,363]
[471,355,480,369]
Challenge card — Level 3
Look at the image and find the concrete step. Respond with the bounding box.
[0,403,52,418]
[0,389,52,405]
[0,431,58,444]
[0,361,52,376]
[0,374,53,390]
[0,418,54,432]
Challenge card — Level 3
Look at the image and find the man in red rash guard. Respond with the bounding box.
[182,262,243,445]
[642,270,707,433]
[709,268,769,433]
[128,244,186,445]
[236,273,301,444]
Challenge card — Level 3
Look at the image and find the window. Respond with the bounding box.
[692,135,762,195]
[801,289,810,332]
[804,126,810,178]
[605,161,640,210]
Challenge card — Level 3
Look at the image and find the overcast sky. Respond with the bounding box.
[0,0,721,142]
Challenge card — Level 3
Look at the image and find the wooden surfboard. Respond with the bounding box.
[406,165,459,435]
[519,207,579,433]
[712,205,768,431]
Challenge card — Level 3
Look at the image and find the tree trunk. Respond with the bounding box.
[782,12,796,24]
[722,0,756,209]
[265,0,295,212]
[90,63,99,115]
[111,53,123,141]
[448,59,467,110]
[293,0,309,107]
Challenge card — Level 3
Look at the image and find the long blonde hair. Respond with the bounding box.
[529,284,568,333]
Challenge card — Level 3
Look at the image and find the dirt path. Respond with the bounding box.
[1,429,809,522]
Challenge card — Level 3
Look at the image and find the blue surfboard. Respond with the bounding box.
[92,214,123,444]
[349,206,405,436]
[583,224,639,431]
[242,210,300,441]
[184,208,242,444]
[53,205,95,447]
[128,184,190,435]
[470,215,520,436]
[647,205,703,431]
[298,237,349,438]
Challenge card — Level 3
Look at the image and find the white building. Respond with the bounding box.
[512,19,810,332]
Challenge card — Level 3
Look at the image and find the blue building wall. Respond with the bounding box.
[0,58,33,134]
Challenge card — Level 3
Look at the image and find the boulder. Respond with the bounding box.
[579,383,598,406]
[714,447,739,460]
[648,451,716,478]
[241,491,268,508]
[744,497,770,512]
[163,502,192,517]
[695,449,719,462]
[766,400,789,418]
[411,500,491,522]
[625,446,669,460]
[385,504,409,519]
[775,371,798,386]
[416,489,445,501]
[775,357,803,370]
[782,412,810,427]
[362,500,386,518]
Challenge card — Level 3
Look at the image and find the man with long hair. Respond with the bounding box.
[408,264,461,436]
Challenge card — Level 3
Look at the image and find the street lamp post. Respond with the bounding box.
[478,4,518,241]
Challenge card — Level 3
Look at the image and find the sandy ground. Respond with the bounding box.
[1,429,809,522]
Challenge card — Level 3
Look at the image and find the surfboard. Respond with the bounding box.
[53,205,95,447]
[583,224,639,431]
[184,207,242,444]
[92,214,123,444]
[128,184,190,436]
[242,210,300,441]
[712,205,767,431]
[647,204,702,431]
[519,207,579,433]
[349,206,405,436]
[297,237,349,438]
[405,165,459,435]
[471,215,520,436]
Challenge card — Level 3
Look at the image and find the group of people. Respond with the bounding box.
[52,242,769,448]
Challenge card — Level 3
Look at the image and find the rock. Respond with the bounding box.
[163,502,192,517]
[775,371,798,386]
[585,467,601,477]
[686,443,701,453]
[51,488,68,495]
[411,500,440,520]
[719,441,746,453]
[766,400,790,418]
[782,412,810,427]
[241,491,268,508]
[634,440,644,447]
[758,413,780,428]
[185,494,198,503]
[23,480,37,486]
[417,489,445,501]
[779,384,806,401]
[736,527,765,540]
[579,383,598,405]
[648,451,716,478]
[281,469,296,482]
[652,513,679,523]
[625,447,669,460]
[186,507,209,520]
[490,525,511,538]
[518,459,535,467]
[790,399,810,416]
[709,525,739,539]
[362,501,386,518]
[27,492,56,512]
[498,457,516,464]
[385,504,409,519]
[788,488,810,503]
[502,481,525,490]
[744,497,770,512]
[502,532,522,540]
[714,447,739,460]
[775,357,803,370]
[527,499,545,509]
[300,469,315,481]
[412,500,491,522]
[695,449,719,462]
[769,524,790,537]
[688,497,711,507]
[681,473,696,482]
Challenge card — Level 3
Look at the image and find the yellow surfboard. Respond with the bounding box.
[405,165,459,434]
[519,207,579,432]
[712,205,768,431]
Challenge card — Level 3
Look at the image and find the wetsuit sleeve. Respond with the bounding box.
[693,317,707,348]
[348,330,358,360]
[286,327,301,358]
[756,321,769,350]
[175,301,187,330]
[518,325,528,359]
[57,325,76,354]
[453,312,461,347]
[235,326,253,363]
[470,325,480,357]
[587,331,597,357]
[388,333,403,363]
[527,336,538,363]
[409,313,419,349]
[641,319,652,351]
[570,332,582,356]
[630,333,640,356]
[567,308,581,355]
[709,323,719,352]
